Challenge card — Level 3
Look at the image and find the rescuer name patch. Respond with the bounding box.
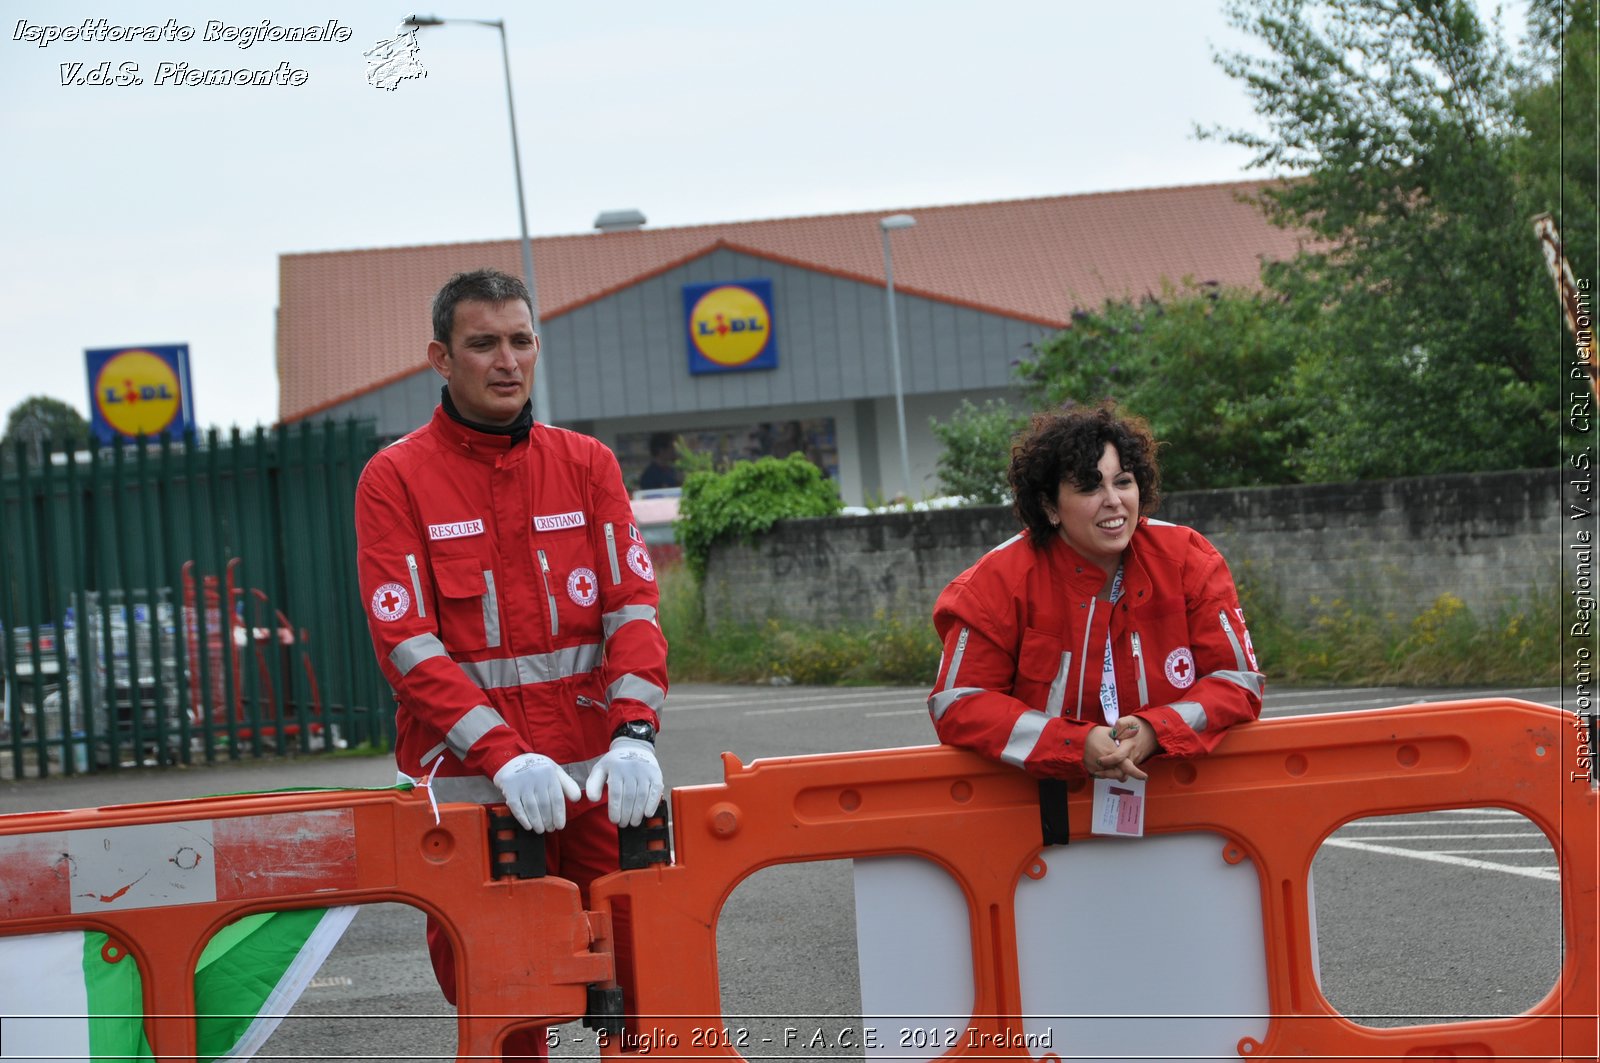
[428,519,484,540]
[534,511,586,532]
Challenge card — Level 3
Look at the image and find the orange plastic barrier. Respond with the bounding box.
[593,698,1597,1061]
[0,787,613,1061]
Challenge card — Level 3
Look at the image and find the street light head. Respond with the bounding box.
[880,214,916,231]
[403,13,444,27]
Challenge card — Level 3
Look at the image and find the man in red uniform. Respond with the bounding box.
[355,269,667,1057]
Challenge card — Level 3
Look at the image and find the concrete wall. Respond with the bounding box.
[700,468,1561,630]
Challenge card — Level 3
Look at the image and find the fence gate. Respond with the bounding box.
[0,422,389,779]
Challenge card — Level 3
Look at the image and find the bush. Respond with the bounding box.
[675,453,843,582]
[929,399,1028,505]
[1235,569,1559,687]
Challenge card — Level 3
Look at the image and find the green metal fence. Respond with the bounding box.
[0,421,389,780]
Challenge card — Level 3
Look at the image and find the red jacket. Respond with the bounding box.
[929,518,1261,776]
[355,407,668,803]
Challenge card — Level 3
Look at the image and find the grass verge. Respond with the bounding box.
[662,563,1560,690]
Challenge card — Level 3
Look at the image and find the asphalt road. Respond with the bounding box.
[0,682,1573,1061]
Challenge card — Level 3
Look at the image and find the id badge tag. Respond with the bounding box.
[1091,775,1147,837]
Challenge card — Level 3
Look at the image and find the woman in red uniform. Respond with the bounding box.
[928,403,1263,780]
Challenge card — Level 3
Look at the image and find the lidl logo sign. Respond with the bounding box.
[683,279,778,374]
[86,344,196,444]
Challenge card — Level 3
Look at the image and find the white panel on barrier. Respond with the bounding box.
[854,834,1271,1062]
[1013,832,1270,1061]
[0,931,95,1061]
[853,855,975,1063]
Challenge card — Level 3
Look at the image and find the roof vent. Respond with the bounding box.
[594,209,647,233]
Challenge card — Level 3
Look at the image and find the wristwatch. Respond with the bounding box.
[613,720,656,745]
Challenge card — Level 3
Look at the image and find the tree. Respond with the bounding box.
[1514,0,1597,293]
[929,399,1029,504]
[1017,283,1310,490]
[1210,0,1562,480]
[2,396,90,465]
[675,453,843,582]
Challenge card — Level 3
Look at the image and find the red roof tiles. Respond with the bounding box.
[277,180,1307,422]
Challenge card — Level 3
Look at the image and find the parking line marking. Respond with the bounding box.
[1321,837,1560,881]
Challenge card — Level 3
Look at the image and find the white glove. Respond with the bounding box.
[583,737,664,828]
[493,752,581,833]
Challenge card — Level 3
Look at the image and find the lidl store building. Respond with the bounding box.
[276,181,1302,505]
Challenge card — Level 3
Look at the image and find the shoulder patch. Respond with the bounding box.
[371,582,411,623]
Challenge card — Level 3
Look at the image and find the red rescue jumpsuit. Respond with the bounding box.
[356,407,667,1056]
[929,518,1262,773]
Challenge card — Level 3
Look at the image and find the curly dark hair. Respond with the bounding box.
[1009,403,1162,547]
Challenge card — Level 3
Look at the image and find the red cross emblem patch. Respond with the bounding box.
[1164,646,1196,689]
[567,566,599,607]
[371,581,411,623]
[626,543,655,582]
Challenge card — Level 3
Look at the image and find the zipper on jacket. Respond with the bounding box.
[536,549,559,636]
[405,553,426,619]
[603,522,622,584]
[1218,608,1249,671]
[1131,631,1149,707]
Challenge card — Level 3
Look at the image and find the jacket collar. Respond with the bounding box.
[429,403,532,462]
[1044,516,1155,604]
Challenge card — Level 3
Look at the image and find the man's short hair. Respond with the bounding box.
[431,269,534,345]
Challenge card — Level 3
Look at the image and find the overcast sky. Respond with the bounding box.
[0,0,1531,433]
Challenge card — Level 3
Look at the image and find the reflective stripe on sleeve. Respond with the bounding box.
[561,755,602,786]
[482,570,501,648]
[1045,651,1072,716]
[1074,600,1098,718]
[607,673,666,711]
[602,604,657,638]
[390,633,449,677]
[445,704,508,760]
[1171,700,1208,733]
[458,643,602,689]
[424,754,604,804]
[928,686,984,721]
[1217,609,1249,672]
[424,773,500,804]
[943,627,971,689]
[1208,669,1265,697]
[1000,710,1050,769]
[987,533,1024,555]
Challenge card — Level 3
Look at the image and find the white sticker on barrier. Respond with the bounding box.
[0,809,357,919]
[70,818,220,911]
[853,833,1272,1063]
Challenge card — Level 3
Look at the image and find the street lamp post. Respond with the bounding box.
[880,213,916,500]
[404,13,551,427]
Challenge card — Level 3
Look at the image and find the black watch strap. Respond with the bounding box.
[613,720,656,744]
